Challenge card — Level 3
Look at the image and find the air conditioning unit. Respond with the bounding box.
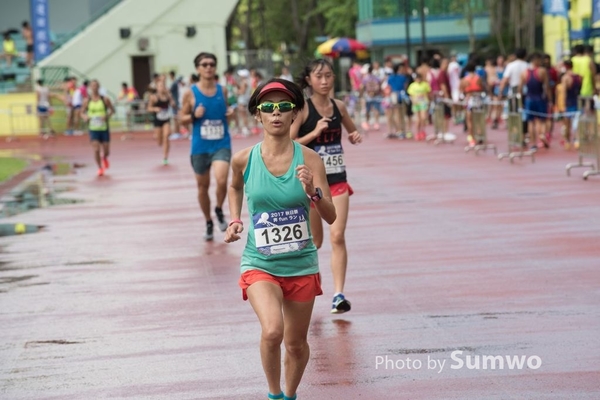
[120,28,131,39]
[138,37,149,51]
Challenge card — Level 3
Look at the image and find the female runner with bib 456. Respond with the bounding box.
[291,59,362,314]
[225,78,336,400]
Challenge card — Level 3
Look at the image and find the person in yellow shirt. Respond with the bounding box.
[81,80,115,177]
[571,45,595,98]
[1,33,19,67]
[407,73,431,140]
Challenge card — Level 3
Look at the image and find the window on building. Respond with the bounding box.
[368,0,487,20]
[358,0,373,21]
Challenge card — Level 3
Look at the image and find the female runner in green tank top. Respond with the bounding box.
[81,80,115,177]
[225,78,336,400]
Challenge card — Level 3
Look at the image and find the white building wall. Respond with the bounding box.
[35,0,237,96]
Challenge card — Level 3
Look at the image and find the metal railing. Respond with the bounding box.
[0,99,158,141]
[39,66,118,99]
[497,96,535,163]
[427,99,455,145]
[464,95,497,156]
[566,97,600,180]
[227,50,274,79]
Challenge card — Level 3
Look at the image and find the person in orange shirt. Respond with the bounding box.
[118,82,139,101]
[459,62,485,147]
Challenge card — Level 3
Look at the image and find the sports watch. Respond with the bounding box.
[307,187,323,202]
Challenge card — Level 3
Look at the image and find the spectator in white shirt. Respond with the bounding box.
[279,66,294,82]
[500,48,529,96]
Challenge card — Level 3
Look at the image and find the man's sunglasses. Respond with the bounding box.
[256,101,296,113]
[199,62,216,68]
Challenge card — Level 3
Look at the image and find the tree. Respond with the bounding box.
[477,0,543,56]
[489,0,506,55]
[449,0,480,52]
[316,0,358,38]
[290,0,317,58]
[228,0,358,58]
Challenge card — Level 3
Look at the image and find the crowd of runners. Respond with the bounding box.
[343,45,598,151]
[37,43,600,176]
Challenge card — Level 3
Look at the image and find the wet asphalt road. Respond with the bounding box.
[1,127,599,399]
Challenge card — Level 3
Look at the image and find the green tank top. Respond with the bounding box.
[87,97,108,131]
[241,141,318,277]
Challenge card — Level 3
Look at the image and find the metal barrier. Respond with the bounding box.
[1,99,159,141]
[464,95,497,155]
[566,97,599,180]
[427,100,455,145]
[385,102,407,139]
[116,100,154,139]
[1,103,38,142]
[498,96,535,163]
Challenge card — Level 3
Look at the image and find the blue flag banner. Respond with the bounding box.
[593,0,600,25]
[543,0,568,18]
[30,0,51,62]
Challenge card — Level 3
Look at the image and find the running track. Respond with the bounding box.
[1,126,599,399]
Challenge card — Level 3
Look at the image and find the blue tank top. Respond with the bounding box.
[525,69,544,100]
[566,73,582,109]
[190,85,231,155]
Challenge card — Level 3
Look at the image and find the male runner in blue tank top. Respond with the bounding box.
[180,52,234,241]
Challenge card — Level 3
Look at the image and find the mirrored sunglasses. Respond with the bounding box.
[257,101,296,113]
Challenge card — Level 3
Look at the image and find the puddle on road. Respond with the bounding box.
[0,260,54,272]
[427,311,537,320]
[0,223,44,237]
[20,282,50,287]
[0,275,37,284]
[515,192,549,197]
[25,340,83,348]
[389,346,476,355]
[64,260,114,266]
[1,162,86,230]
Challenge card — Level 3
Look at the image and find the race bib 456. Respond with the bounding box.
[316,144,345,175]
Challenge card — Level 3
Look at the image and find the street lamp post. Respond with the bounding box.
[420,0,427,59]
[403,0,411,66]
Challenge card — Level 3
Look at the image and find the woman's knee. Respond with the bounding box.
[330,229,346,247]
[284,338,308,357]
[261,325,284,345]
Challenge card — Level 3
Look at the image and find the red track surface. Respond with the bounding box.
[1,126,599,399]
